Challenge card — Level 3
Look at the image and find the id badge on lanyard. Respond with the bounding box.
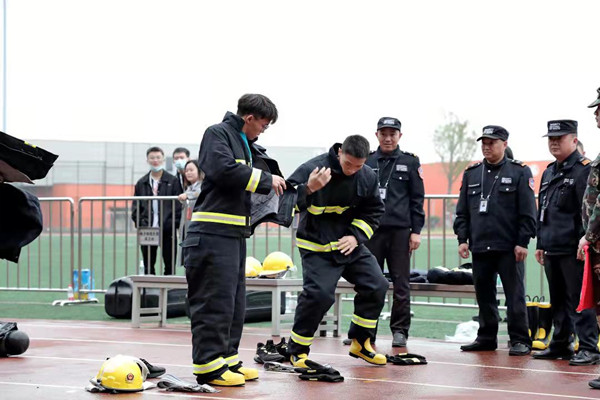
[479,198,488,214]
[379,187,387,200]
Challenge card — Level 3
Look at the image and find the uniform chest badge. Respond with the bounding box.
[397,164,408,172]
[501,177,512,184]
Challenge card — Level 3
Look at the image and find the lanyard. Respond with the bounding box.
[239,132,252,167]
[480,162,506,200]
[377,158,396,189]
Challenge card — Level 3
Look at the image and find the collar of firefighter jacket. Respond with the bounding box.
[222,111,245,132]
[328,143,344,175]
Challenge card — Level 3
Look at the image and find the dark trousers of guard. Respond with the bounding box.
[544,254,599,352]
[366,227,411,336]
[140,232,177,275]
[184,233,246,382]
[472,251,531,346]
[288,246,389,355]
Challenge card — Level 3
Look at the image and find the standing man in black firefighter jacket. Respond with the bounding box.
[366,117,424,347]
[182,94,286,388]
[453,125,537,356]
[532,120,599,364]
[287,135,390,368]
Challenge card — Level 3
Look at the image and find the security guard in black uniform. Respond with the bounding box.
[532,120,599,364]
[366,117,424,347]
[182,94,286,387]
[454,125,536,356]
[287,135,389,367]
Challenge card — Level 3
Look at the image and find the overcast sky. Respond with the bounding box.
[4,0,600,164]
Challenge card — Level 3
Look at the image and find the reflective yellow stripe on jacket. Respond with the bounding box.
[296,238,340,252]
[193,357,226,375]
[351,218,374,239]
[351,314,378,329]
[245,168,262,193]
[307,205,350,215]
[191,212,246,226]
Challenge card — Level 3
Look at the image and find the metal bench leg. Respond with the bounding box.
[334,293,342,337]
[131,283,141,328]
[271,288,281,337]
[160,288,168,327]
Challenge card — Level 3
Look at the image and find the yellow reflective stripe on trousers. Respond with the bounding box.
[224,354,239,367]
[351,314,377,329]
[290,330,314,346]
[235,159,248,165]
[296,238,339,252]
[307,205,350,215]
[191,212,246,226]
[245,168,262,193]
[193,357,226,375]
[351,218,374,239]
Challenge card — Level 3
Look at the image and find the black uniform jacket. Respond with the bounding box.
[187,112,274,238]
[288,143,384,264]
[366,146,425,233]
[536,150,590,255]
[453,156,537,253]
[131,170,183,233]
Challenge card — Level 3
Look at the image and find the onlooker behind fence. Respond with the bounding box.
[131,146,183,275]
[178,159,204,234]
[173,147,190,189]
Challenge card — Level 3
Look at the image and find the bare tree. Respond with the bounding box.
[433,113,478,194]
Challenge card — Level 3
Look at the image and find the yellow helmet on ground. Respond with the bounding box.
[260,251,293,278]
[95,355,145,392]
[245,257,263,278]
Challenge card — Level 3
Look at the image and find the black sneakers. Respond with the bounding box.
[274,337,291,361]
[254,340,285,364]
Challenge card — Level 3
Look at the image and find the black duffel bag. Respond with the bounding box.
[104,276,187,319]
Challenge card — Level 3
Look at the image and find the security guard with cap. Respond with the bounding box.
[365,117,424,347]
[532,120,599,364]
[454,125,537,356]
[182,94,286,387]
[286,135,389,368]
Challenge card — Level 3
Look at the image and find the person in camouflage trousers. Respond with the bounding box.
[581,87,600,390]
[578,88,600,266]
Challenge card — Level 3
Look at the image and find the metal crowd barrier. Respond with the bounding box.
[0,195,547,300]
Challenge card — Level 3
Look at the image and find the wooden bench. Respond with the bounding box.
[129,275,503,337]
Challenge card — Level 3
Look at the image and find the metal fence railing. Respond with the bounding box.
[0,195,547,300]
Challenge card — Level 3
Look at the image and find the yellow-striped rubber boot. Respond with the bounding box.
[233,366,258,381]
[349,338,387,365]
[290,353,310,368]
[207,370,245,387]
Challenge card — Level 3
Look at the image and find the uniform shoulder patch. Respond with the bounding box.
[465,162,481,170]
[401,150,418,159]
[580,157,591,166]
[511,159,526,167]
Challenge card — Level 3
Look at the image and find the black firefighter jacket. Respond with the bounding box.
[288,143,385,264]
[188,112,291,239]
[131,171,183,233]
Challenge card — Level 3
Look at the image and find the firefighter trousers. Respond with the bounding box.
[288,246,388,355]
[183,232,246,382]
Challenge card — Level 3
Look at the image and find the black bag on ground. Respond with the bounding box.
[104,276,187,319]
[184,290,286,323]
